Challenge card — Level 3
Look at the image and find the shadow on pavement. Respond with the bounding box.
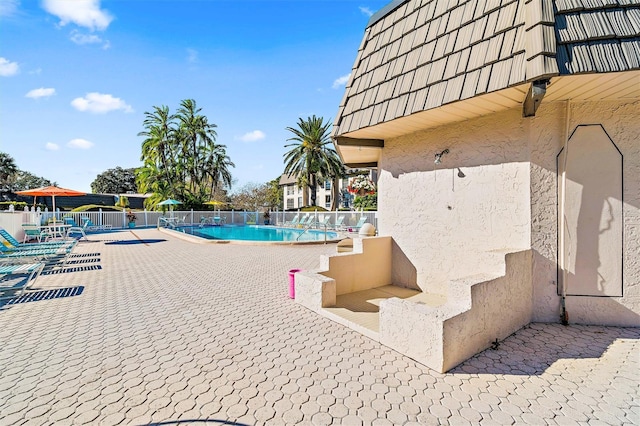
[0,285,84,307]
[450,323,640,375]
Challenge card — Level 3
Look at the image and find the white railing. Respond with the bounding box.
[2,208,378,235]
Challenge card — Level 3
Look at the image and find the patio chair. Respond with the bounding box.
[67,221,89,240]
[0,260,45,300]
[22,224,44,243]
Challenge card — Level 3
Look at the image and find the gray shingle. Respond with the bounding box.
[626,8,640,34]
[460,69,480,99]
[476,64,493,95]
[462,0,479,24]
[411,87,429,112]
[620,39,640,67]
[608,9,640,37]
[486,32,506,63]
[427,57,447,84]
[434,33,450,58]
[487,58,511,92]
[457,46,472,73]
[496,1,519,33]
[444,51,462,79]
[443,74,466,104]
[424,80,447,108]
[500,27,518,59]
[580,10,617,38]
[411,64,431,91]
[333,0,640,137]
[455,23,475,51]
[509,53,527,85]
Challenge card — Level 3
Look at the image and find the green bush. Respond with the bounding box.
[0,201,29,210]
[71,205,124,212]
[353,194,377,210]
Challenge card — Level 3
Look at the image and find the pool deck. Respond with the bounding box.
[0,228,638,425]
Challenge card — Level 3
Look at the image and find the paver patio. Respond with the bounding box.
[0,228,638,425]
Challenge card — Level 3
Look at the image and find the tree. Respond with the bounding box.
[283,115,344,208]
[137,99,235,209]
[91,167,138,194]
[265,177,283,209]
[11,171,53,191]
[230,182,270,211]
[0,152,19,191]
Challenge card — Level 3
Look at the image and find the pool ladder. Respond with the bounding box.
[296,221,328,243]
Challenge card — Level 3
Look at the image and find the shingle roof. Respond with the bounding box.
[333,0,640,137]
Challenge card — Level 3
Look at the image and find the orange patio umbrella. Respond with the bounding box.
[16,185,86,219]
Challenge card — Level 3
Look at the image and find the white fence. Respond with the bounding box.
[1,209,378,241]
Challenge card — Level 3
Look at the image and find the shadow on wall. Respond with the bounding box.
[391,239,418,290]
[449,322,640,376]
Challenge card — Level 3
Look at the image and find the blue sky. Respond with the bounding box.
[0,0,388,193]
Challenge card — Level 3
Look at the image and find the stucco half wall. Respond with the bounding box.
[377,99,640,327]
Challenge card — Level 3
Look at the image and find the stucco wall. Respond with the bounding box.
[379,108,532,294]
[379,98,639,326]
[530,99,640,326]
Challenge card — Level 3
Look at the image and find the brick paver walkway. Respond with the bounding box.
[0,228,638,425]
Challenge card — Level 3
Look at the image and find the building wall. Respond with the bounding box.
[378,99,640,326]
[530,99,640,326]
[379,108,532,294]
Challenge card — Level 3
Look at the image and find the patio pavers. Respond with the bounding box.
[0,228,638,425]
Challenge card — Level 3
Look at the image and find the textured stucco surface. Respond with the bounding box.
[380,107,532,295]
[530,100,640,326]
[378,99,640,326]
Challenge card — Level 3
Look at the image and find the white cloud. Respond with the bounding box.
[359,6,374,17]
[46,142,60,151]
[42,0,113,31]
[29,68,42,75]
[26,87,56,99]
[67,138,94,149]
[71,92,133,114]
[332,73,351,89]
[187,48,198,63]
[69,30,110,49]
[0,57,19,76]
[0,0,19,17]
[239,130,266,142]
[70,30,101,44]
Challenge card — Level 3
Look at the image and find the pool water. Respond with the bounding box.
[178,225,338,242]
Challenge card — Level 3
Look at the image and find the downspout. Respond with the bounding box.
[559,100,571,325]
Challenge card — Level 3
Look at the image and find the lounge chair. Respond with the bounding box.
[0,260,45,300]
[311,216,331,229]
[332,215,346,230]
[0,227,76,251]
[0,245,71,266]
[348,216,368,232]
[284,214,300,227]
[297,214,311,228]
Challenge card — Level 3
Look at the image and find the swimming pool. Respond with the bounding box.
[176,225,339,243]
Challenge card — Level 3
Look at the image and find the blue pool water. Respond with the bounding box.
[178,225,338,242]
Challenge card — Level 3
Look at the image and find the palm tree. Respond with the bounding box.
[138,99,234,208]
[138,106,177,196]
[283,116,345,208]
[0,152,19,191]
